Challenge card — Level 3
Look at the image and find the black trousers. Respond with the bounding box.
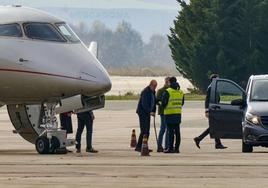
[60,114,73,134]
[136,113,151,150]
[75,114,93,150]
[197,127,222,145]
[167,123,181,150]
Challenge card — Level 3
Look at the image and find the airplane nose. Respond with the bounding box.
[97,71,112,93]
[79,60,112,96]
[93,59,112,93]
[73,44,112,96]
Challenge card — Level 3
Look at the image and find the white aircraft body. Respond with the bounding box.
[0,5,112,154]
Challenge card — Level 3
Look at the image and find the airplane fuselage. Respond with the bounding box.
[0,6,111,105]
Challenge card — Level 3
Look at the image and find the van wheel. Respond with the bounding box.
[242,141,253,153]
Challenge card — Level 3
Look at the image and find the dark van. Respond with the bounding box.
[208,75,268,152]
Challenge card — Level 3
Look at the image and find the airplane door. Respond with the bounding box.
[209,79,246,139]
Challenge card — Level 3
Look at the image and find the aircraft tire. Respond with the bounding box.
[36,136,50,154]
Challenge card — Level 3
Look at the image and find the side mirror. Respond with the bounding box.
[231,99,245,106]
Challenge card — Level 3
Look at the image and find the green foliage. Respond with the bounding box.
[169,0,268,92]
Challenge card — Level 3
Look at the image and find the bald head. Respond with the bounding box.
[149,80,157,91]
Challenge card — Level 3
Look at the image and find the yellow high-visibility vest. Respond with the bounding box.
[164,88,184,115]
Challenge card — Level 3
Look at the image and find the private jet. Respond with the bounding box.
[0,5,112,154]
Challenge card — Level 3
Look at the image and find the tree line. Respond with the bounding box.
[169,0,268,92]
[71,21,176,76]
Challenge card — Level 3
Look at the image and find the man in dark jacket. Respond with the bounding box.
[194,74,227,149]
[60,112,73,135]
[60,112,73,153]
[75,111,98,153]
[135,80,157,152]
[156,77,170,152]
[162,77,184,153]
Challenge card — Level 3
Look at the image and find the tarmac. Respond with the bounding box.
[0,101,268,187]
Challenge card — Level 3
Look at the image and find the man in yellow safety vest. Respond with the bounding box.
[162,77,184,153]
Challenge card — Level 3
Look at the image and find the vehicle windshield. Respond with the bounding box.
[55,23,80,43]
[24,23,66,42]
[0,23,22,37]
[251,79,268,101]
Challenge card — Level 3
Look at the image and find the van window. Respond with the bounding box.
[24,23,66,42]
[216,81,243,105]
[251,80,268,101]
[0,24,22,37]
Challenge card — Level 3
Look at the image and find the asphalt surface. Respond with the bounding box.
[0,101,267,187]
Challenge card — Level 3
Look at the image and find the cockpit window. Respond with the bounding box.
[23,23,66,42]
[55,23,80,43]
[0,24,22,37]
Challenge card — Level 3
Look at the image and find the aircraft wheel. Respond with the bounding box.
[242,141,253,153]
[36,136,49,154]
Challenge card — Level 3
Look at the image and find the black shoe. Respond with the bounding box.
[174,149,180,153]
[135,148,141,152]
[157,146,164,153]
[86,148,98,153]
[164,149,174,153]
[215,145,227,149]
[149,149,153,153]
[194,137,201,149]
[76,149,81,153]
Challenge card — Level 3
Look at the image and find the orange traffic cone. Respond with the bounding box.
[141,135,150,156]
[130,129,137,148]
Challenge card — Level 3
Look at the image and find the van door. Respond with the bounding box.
[209,79,246,139]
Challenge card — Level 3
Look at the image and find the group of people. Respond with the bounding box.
[60,110,98,153]
[135,76,184,153]
[60,74,227,154]
[135,74,227,154]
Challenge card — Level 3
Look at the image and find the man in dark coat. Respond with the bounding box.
[194,74,227,149]
[60,112,73,152]
[135,80,157,152]
[75,111,98,153]
[60,112,73,135]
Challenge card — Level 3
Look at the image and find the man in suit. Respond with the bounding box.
[75,111,98,153]
[60,112,73,135]
[60,112,73,152]
[135,80,157,152]
[194,74,227,149]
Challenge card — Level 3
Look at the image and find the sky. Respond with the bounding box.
[0,0,180,9]
[0,0,185,41]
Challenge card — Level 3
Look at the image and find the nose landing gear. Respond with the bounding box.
[7,103,75,154]
[36,103,74,154]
